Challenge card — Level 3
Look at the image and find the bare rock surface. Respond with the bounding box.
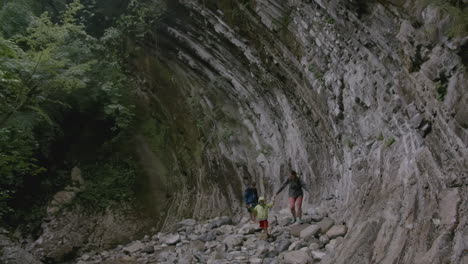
[110,0,468,262]
[282,250,312,264]
[16,0,468,263]
[0,231,43,264]
[318,218,335,235]
[70,215,341,264]
[300,224,320,239]
[325,225,347,239]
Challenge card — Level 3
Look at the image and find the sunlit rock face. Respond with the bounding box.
[127,0,467,263]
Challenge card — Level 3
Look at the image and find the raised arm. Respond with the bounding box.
[275,178,289,195]
[267,201,274,208]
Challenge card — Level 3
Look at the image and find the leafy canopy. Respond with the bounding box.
[0,0,135,221]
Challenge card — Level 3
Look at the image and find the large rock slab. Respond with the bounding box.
[311,250,327,261]
[163,234,181,245]
[325,225,347,239]
[47,191,77,214]
[123,241,144,253]
[222,235,243,250]
[208,216,232,229]
[190,240,205,252]
[276,239,292,252]
[283,250,312,264]
[238,223,258,234]
[439,188,460,231]
[290,224,310,237]
[318,218,334,234]
[300,224,320,239]
[178,218,197,226]
[1,246,44,264]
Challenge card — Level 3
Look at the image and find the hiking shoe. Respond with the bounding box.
[290,218,296,224]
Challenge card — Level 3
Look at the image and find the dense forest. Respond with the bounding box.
[0,0,167,231]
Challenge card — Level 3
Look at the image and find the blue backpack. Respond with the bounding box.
[244,187,258,204]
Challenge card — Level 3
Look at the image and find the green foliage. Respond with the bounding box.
[325,16,335,25]
[377,133,384,141]
[0,0,94,127]
[308,64,325,85]
[0,119,46,219]
[141,118,169,151]
[435,81,447,101]
[0,189,13,218]
[116,0,167,39]
[275,10,293,31]
[423,0,468,37]
[75,159,138,210]
[260,146,273,156]
[0,1,34,38]
[0,0,137,222]
[342,137,354,149]
[385,137,395,147]
[222,128,235,141]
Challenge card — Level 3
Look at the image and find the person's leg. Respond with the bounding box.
[252,204,257,221]
[289,197,296,222]
[296,196,303,222]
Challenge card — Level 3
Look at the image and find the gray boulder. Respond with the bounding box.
[311,250,327,261]
[289,240,307,251]
[283,250,312,264]
[164,234,181,245]
[290,224,310,237]
[123,241,144,254]
[190,240,205,252]
[318,218,335,234]
[209,216,232,229]
[71,166,84,186]
[238,223,257,234]
[142,245,155,254]
[300,224,320,239]
[325,225,347,239]
[177,219,197,227]
[1,246,43,264]
[198,231,216,242]
[325,239,339,252]
[276,239,292,252]
[319,235,330,245]
[222,235,243,250]
[46,191,77,214]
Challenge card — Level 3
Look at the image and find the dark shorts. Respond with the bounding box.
[259,220,268,228]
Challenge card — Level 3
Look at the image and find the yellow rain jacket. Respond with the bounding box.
[254,202,274,221]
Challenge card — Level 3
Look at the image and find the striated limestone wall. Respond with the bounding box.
[128,0,468,263]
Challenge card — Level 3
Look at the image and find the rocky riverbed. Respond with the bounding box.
[71,210,347,264]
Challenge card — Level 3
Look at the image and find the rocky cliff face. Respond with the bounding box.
[126,0,467,263]
[7,0,466,263]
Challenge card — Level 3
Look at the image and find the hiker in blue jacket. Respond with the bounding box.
[244,182,259,222]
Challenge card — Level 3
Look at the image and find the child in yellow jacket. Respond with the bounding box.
[253,196,274,237]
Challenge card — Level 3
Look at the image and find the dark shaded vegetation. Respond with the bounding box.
[348,0,377,18]
[0,0,167,230]
[458,41,468,68]
[434,72,449,101]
